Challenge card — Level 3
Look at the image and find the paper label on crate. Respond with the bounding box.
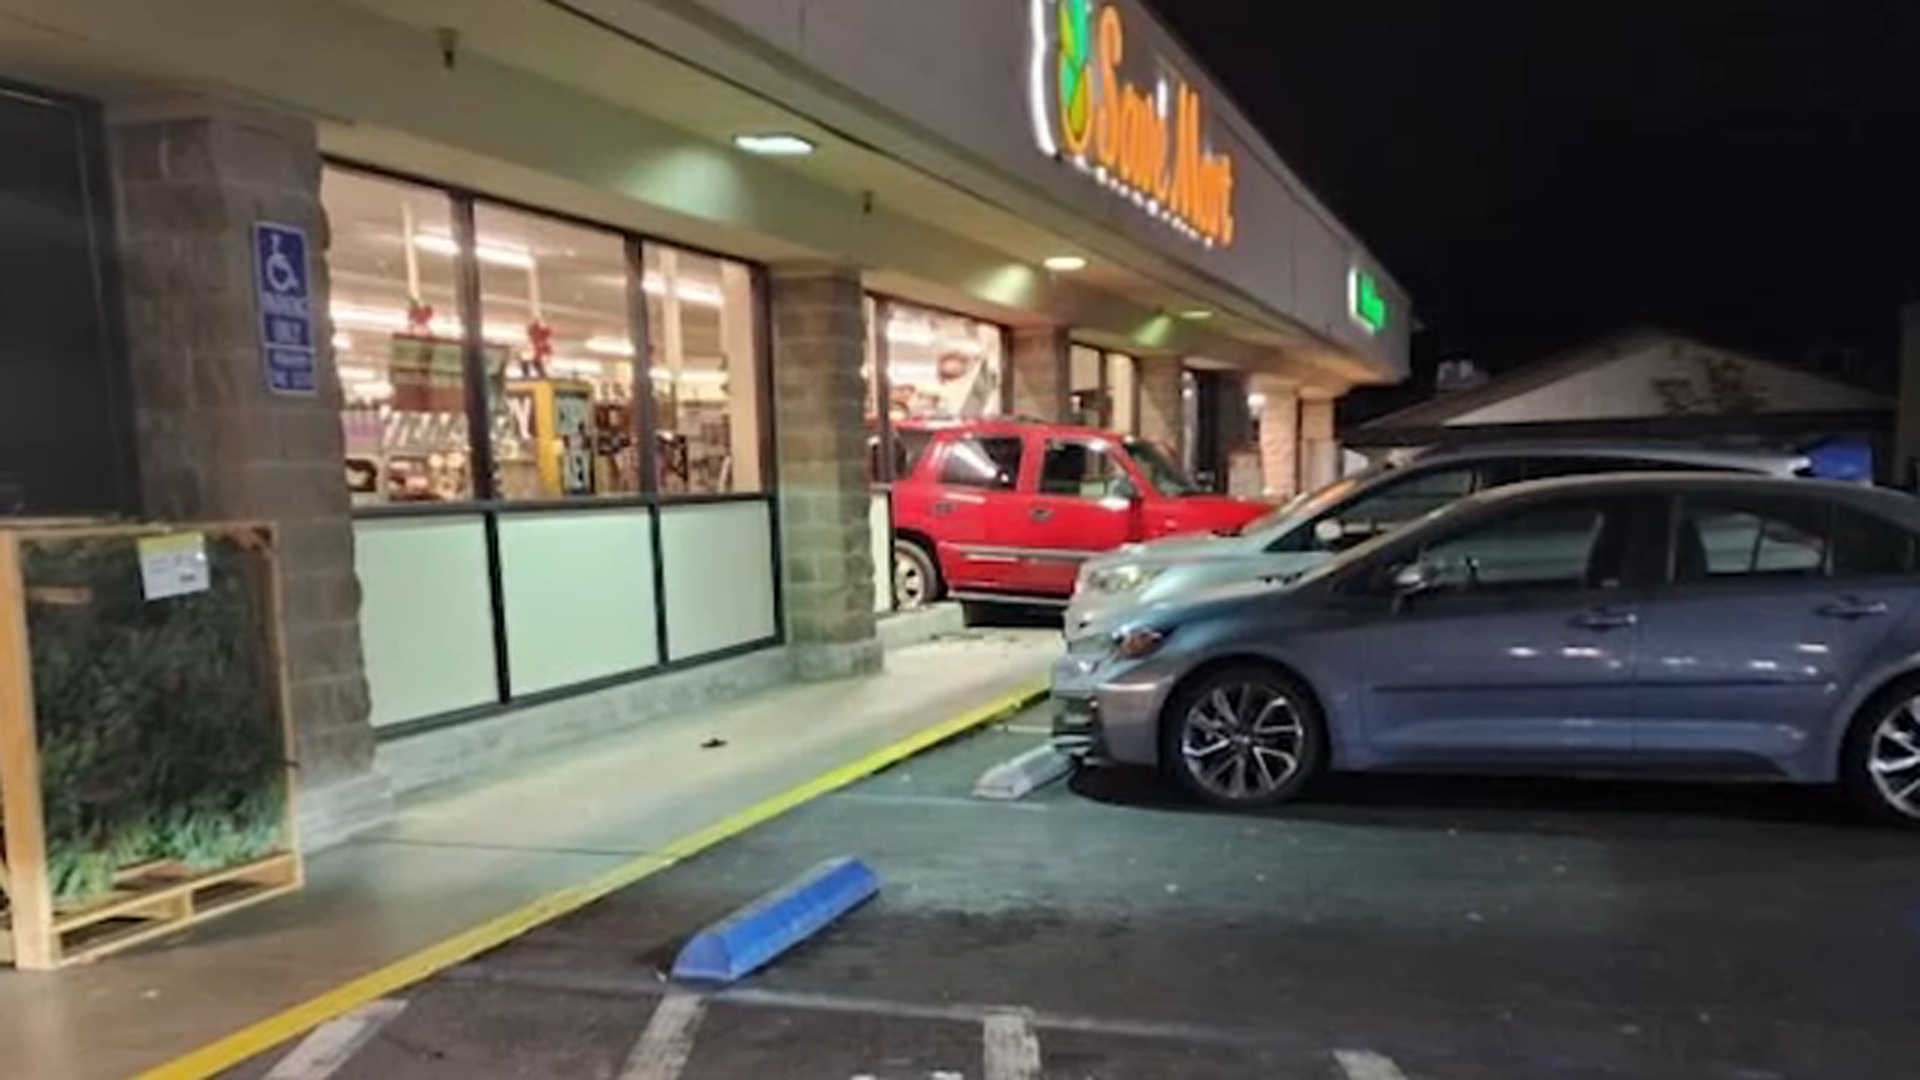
[137,532,210,601]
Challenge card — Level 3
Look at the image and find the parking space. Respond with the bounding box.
[225,705,1920,1079]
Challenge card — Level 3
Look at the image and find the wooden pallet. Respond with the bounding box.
[0,853,300,968]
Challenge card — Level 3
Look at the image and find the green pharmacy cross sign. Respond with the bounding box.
[1347,267,1389,336]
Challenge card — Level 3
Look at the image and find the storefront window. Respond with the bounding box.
[473,204,639,500]
[873,300,1005,424]
[645,244,763,494]
[326,166,771,504]
[324,168,471,504]
[862,297,1006,481]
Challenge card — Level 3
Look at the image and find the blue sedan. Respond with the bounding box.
[1053,472,1920,822]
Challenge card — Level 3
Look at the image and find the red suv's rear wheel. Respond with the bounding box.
[893,539,943,610]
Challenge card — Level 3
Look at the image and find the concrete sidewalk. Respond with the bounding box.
[0,629,1057,1080]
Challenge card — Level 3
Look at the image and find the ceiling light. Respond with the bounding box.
[1180,308,1213,321]
[412,233,536,269]
[733,133,816,157]
[886,322,937,348]
[640,274,725,306]
[585,336,638,358]
[1043,255,1088,272]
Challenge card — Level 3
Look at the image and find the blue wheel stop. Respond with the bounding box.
[671,857,881,984]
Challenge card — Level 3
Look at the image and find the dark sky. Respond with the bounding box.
[1155,0,1920,403]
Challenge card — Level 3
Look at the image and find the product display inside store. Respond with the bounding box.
[867,299,1006,425]
[323,166,763,504]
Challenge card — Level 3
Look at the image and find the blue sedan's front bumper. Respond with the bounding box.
[1049,652,1178,768]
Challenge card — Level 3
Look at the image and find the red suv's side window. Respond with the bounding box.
[1038,440,1129,500]
[938,435,1023,491]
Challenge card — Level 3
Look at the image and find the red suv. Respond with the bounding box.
[887,420,1271,609]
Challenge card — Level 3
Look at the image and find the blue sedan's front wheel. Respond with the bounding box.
[1162,663,1325,809]
[1845,682,1920,826]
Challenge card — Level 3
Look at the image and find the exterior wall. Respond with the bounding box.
[668,0,1409,376]
[771,265,883,679]
[0,0,1405,393]
[107,102,392,844]
[1457,341,1890,426]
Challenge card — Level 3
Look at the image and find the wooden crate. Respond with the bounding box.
[0,522,303,969]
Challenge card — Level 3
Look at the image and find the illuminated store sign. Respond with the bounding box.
[1348,267,1390,336]
[1028,0,1238,249]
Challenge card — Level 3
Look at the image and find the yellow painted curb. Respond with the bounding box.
[137,678,1048,1080]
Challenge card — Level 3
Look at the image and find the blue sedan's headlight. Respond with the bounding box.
[1112,626,1170,660]
[1089,564,1166,594]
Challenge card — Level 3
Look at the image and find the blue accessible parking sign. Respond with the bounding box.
[253,221,317,395]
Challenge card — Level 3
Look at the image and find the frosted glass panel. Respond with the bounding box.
[355,517,498,727]
[660,501,778,660]
[871,492,893,614]
[498,509,659,695]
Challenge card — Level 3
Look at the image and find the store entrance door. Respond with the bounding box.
[0,85,131,516]
[1186,370,1251,493]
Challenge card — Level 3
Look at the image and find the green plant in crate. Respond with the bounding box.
[23,532,288,907]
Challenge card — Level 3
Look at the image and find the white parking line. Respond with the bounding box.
[262,999,408,1080]
[1334,1048,1412,1080]
[618,991,707,1080]
[983,1010,1042,1080]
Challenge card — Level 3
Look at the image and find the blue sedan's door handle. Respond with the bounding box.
[1572,607,1637,631]
[1818,596,1890,620]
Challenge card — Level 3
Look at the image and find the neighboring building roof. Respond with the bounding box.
[1356,328,1891,438]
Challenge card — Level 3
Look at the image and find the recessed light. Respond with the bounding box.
[733,133,816,157]
[1180,308,1213,321]
[1043,255,1088,272]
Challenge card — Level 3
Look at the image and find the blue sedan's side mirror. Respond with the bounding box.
[1388,560,1440,613]
[1391,561,1436,595]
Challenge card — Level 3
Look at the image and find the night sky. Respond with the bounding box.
[1155,1,1920,413]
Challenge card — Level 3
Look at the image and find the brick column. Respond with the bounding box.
[1300,396,1341,491]
[109,101,391,847]
[1255,378,1301,500]
[1137,356,1185,454]
[1009,326,1070,421]
[769,265,882,680]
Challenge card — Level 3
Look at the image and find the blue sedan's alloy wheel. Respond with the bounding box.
[1859,692,1920,824]
[1164,664,1324,809]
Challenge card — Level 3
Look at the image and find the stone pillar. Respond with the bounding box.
[1301,396,1340,491]
[108,100,391,846]
[769,265,882,680]
[1009,326,1070,421]
[1254,378,1301,500]
[1137,356,1185,453]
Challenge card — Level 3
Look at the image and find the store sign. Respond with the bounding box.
[1027,0,1237,249]
[252,222,317,394]
[1348,267,1390,336]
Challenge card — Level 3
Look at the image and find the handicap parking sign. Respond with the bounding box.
[253,222,318,395]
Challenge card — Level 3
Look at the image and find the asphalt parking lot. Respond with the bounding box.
[227,705,1920,1080]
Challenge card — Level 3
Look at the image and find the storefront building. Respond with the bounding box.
[0,0,1409,841]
